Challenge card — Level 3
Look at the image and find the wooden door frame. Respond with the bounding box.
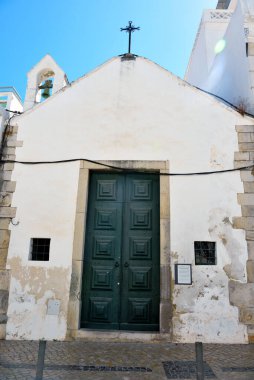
[67,160,171,340]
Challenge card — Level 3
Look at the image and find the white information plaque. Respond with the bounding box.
[175,264,192,285]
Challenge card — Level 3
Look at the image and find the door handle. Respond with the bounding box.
[124,262,129,268]
[115,261,119,268]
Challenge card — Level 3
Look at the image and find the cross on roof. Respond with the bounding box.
[120,21,140,54]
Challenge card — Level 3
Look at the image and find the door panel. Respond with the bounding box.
[120,174,160,331]
[81,172,160,331]
[81,173,124,329]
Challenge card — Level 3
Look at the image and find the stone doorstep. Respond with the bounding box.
[73,329,171,343]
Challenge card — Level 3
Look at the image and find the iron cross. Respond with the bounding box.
[120,21,140,54]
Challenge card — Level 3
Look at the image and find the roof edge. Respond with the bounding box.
[11,54,253,122]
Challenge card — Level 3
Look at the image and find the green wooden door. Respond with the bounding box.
[81,172,160,331]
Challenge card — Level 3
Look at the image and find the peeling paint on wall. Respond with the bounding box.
[172,269,247,343]
[209,208,247,281]
[6,257,71,340]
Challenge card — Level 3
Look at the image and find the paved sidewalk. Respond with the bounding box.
[0,340,254,380]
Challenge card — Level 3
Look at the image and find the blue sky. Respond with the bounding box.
[1,0,217,100]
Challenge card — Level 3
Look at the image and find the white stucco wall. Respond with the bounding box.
[186,0,254,115]
[7,56,251,342]
[7,163,79,340]
[0,91,23,140]
[8,93,23,113]
[204,2,253,112]
[185,9,231,87]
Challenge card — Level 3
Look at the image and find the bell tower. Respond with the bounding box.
[24,54,68,111]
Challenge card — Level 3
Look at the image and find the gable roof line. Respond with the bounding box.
[148,58,254,120]
[132,57,254,120]
[11,55,252,123]
[13,56,118,121]
[193,84,254,120]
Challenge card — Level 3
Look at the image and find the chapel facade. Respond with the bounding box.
[0,0,254,343]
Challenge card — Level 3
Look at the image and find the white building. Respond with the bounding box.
[0,0,254,344]
[0,87,23,139]
[185,0,254,115]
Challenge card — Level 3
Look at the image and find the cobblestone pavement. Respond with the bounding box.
[0,340,254,380]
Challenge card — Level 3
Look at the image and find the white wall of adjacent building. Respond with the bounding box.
[185,0,254,115]
[0,90,23,140]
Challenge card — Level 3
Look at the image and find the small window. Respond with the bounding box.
[194,241,216,265]
[30,238,50,261]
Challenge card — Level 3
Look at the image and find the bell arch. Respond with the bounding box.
[36,69,55,103]
[24,55,68,111]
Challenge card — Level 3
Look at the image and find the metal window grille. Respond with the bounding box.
[194,241,216,265]
[30,238,50,261]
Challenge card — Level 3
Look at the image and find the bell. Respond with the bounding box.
[38,79,53,99]
[41,87,50,99]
